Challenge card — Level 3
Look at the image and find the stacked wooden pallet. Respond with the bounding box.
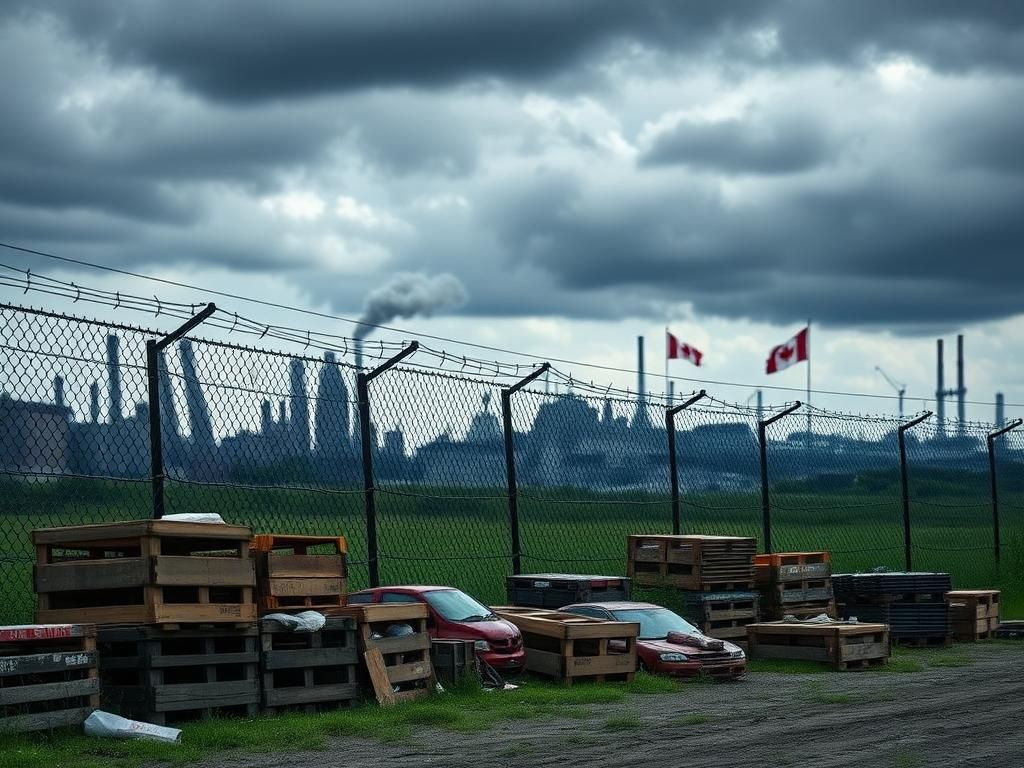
[252,535,347,614]
[945,590,1000,642]
[493,606,638,685]
[33,520,261,723]
[835,572,952,647]
[330,604,434,705]
[260,616,359,713]
[755,552,835,620]
[430,639,479,686]
[628,535,758,640]
[506,573,631,609]
[746,621,890,670]
[0,623,99,733]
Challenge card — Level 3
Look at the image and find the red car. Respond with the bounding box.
[348,586,526,675]
[559,601,746,679]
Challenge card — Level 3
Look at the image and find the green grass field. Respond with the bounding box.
[1,473,1022,624]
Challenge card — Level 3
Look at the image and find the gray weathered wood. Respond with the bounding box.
[152,679,259,709]
[262,646,358,671]
[263,682,360,707]
[0,677,99,707]
[153,555,255,586]
[34,558,148,592]
[0,706,95,734]
[0,650,96,677]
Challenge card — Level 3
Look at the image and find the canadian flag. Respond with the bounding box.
[667,331,703,367]
[766,327,809,374]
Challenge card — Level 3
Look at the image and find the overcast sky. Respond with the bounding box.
[1,1,1023,422]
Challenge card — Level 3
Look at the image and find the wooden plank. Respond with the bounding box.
[331,604,428,624]
[838,641,888,662]
[266,577,343,597]
[522,647,564,678]
[263,555,344,578]
[0,650,96,677]
[750,644,831,662]
[0,624,95,643]
[366,633,431,656]
[152,679,259,709]
[264,682,360,707]
[387,659,433,684]
[33,521,251,545]
[36,606,149,625]
[146,651,258,669]
[364,648,397,707]
[153,556,255,586]
[262,647,358,671]
[0,676,99,707]
[0,706,95,734]
[151,603,257,623]
[35,558,149,592]
[566,653,635,677]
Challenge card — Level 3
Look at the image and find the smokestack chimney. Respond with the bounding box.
[278,400,286,424]
[936,338,945,437]
[956,334,965,433]
[637,336,645,403]
[668,380,675,404]
[89,381,99,423]
[756,389,764,424]
[355,340,364,371]
[53,376,65,411]
[260,400,272,434]
[106,334,122,423]
[996,392,1005,428]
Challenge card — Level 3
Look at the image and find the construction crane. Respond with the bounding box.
[875,366,907,419]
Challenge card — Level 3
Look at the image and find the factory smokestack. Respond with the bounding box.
[996,393,1005,428]
[106,334,122,423]
[53,376,65,411]
[89,381,99,423]
[637,336,645,403]
[956,334,965,433]
[352,273,467,366]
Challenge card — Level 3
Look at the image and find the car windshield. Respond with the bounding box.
[423,589,496,622]
[611,608,700,640]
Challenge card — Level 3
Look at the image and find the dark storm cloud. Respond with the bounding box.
[12,1,1024,103]
[639,112,834,174]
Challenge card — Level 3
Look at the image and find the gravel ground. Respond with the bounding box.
[206,645,1023,768]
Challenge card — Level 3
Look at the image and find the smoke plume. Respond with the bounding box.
[354,272,468,340]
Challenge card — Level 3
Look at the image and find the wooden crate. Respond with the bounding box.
[430,639,479,686]
[252,535,347,614]
[682,591,760,641]
[627,535,756,591]
[33,520,256,625]
[945,591,999,642]
[747,621,890,670]
[0,624,99,733]
[98,623,259,724]
[328,604,434,704]
[259,616,360,713]
[493,606,639,685]
[761,599,837,622]
[755,552,831,585]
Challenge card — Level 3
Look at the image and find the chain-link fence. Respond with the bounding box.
[2,303,1023,623]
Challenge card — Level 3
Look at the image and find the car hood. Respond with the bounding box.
[639,638,742,656]
[447,619,520,641]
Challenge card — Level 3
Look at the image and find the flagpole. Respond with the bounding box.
[806,318,812,445]
[665,327,670,404]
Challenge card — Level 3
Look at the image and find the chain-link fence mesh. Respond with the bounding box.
[1,303,1023,623]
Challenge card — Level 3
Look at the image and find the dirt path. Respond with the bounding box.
[209,645,1023,768]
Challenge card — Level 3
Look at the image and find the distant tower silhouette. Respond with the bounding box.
[289,359,310,456]
[178,339,215,451]
[315,352,350,457]
[53,376,65,411]
[260,400,273,435]
[89,381,100,423]
[106,334,122,423]
[157,350,182,453]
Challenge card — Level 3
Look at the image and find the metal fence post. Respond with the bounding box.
[501,363,550,575]
[898,411,932,571]
[146,303,216,519]
[358,341,419,587]
[986,418,1022,564]
[758,402,802,554]
[666,390,707,535]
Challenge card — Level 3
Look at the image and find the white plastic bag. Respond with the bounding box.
[84,710,182,744]
[260,610,326,633]
[161,513,226,524]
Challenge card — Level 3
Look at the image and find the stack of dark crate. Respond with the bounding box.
[506,573,631,609]
[834,572,952,647]
[945,590,1000,642]
[33,520,260,724]
[754,552,835,620]
[627,535,758,641]
[0,623,99,733]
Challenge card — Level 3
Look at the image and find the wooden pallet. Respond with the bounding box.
[98,623,259,724]
[0,624,99,733]
[328,604,434,704]
[746,621,890,670]
[252,535,347,614]
[762,600,837,622]
[754,552,831,586]
[33,520,256,625]
[260,616,359,713]
[430,639,479,686]
[493,606,638,685]
[769,579,834,606]
[699,617,759,641]
[628,535,756,590]
[946,591,999,641]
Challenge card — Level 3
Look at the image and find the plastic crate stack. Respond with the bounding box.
[33,520,260,725]
[627,535,759,641]
[834,572,952,647]
[754,552,835,620]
